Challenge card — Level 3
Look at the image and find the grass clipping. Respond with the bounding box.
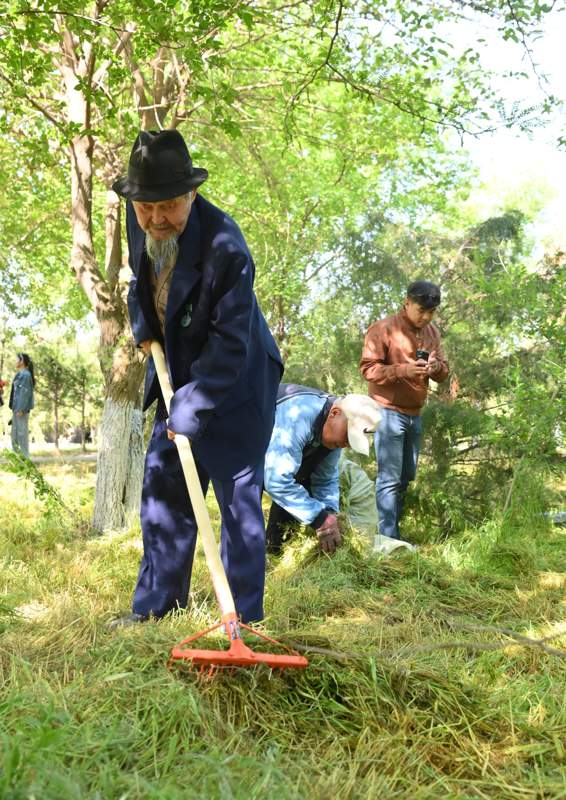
[0,465,565,799]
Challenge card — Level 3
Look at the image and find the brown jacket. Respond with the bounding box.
[360,308,449,415]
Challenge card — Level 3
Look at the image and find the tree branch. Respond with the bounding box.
[283,622,566,662]
[0,70,65,131]
[286,0,344,122]
[91,24,135,90]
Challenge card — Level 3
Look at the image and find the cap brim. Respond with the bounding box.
[347,423,371,456]
[112,168,208,201]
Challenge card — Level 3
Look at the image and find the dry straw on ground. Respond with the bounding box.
[0,461,565,799]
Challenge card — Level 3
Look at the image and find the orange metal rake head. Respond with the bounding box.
[169,612,308,675]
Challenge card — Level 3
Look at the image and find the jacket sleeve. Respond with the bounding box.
[309,449,340,514]
[360,322,407,384]
[12,372,34,413]
[168,251,254,440]
[264,401,331,527]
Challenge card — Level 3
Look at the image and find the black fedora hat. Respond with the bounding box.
[112,129,208,202]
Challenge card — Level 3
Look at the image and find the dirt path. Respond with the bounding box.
[0,453,97,464]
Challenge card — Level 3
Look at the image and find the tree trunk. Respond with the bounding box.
[123,406,145,517]
[54,392,60,450]
[67,145,146,529]
[80,380,86,452]
[92,335,146,529]
[91,191,146,530]
[93,396,135,531]
[0,317,6,378]
[92,384,146,530]
[58,29,146,530]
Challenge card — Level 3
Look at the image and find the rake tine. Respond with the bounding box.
[169,614,308,674]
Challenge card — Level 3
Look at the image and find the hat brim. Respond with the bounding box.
[112,168,208,201]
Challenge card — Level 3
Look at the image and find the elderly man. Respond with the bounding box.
[264,383,381,555]
[360,280,449,551]
[111,129,283,626]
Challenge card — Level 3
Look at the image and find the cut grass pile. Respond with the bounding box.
[0,461,565,799]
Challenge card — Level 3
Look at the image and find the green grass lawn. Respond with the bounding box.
[0,461,565,799]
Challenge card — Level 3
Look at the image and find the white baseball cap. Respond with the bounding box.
[336,394,381,456]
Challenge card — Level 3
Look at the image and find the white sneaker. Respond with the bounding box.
[373,534,416,555]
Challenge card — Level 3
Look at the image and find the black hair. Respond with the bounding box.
[407,280,441,310]
[17,353,36,386]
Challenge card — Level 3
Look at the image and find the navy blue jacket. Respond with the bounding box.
[126,194,283,480]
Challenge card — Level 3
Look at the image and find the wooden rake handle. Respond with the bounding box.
[150,341,236,617]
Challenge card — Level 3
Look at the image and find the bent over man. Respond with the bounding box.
[360,280,449,550]
[111,129,282,626]
[264,384,381,555]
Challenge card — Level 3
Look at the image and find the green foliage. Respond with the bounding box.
[0,129,82,321]
[419,223,566,535]
[0,0,562,537]
[0,32,562,799]
[294,202,565,536]
[0,0,557,331]
[35,344,76,400]
[0,448,67,518]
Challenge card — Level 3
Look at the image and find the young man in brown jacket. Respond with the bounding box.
[360,281,449,551]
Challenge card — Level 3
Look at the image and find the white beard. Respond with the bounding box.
[145,233,179,269]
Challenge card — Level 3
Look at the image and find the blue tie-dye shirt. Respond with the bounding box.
[264,392,340,526]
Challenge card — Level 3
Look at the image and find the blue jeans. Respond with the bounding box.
[11,412,30,458]
[374,408,422,539]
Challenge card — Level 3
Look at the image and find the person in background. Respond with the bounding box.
[9,353,35,458]
[264,383,381,555]
[360,281,449,552]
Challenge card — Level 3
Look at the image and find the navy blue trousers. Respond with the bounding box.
[132,412,266,623]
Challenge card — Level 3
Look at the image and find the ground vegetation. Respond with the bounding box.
[0,462,564,798]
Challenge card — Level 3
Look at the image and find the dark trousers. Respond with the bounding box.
[265,444,331,555]
[133,413,266,623]
[265,502,300,555]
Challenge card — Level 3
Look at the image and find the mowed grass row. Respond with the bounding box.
[0,462,565,799]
